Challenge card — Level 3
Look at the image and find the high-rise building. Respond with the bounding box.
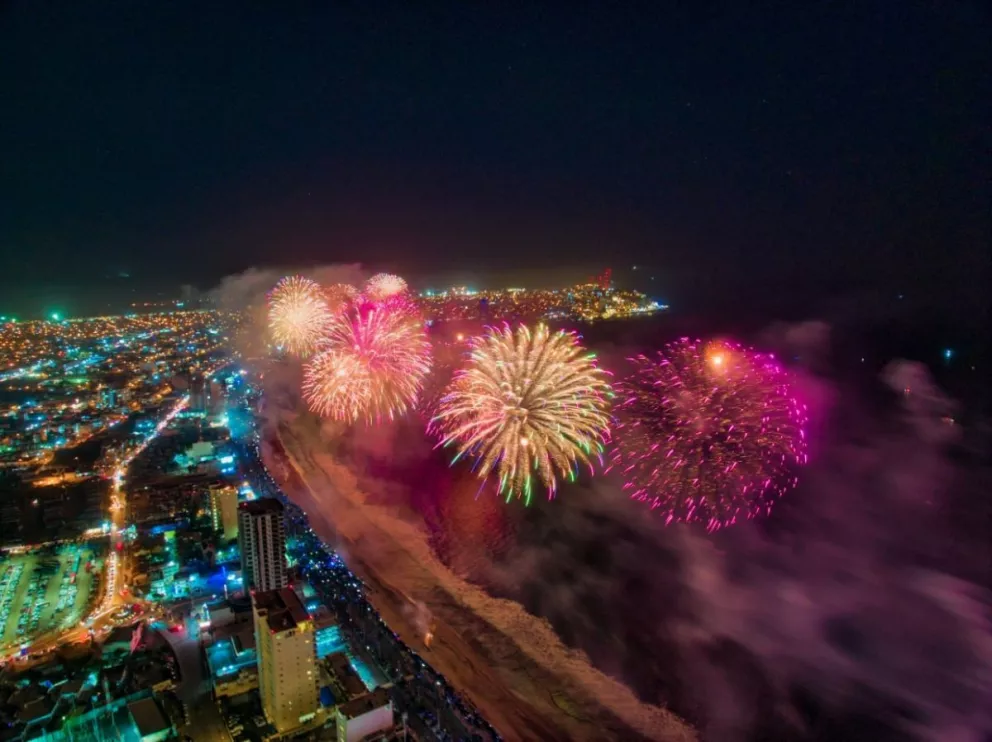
[208,378,226,416]
[209,484,239,542]
[98,388,118,409]
[237,499,287,592]
[188,371,207,414]
[253,588,319,733]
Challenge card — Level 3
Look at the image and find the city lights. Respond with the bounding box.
[417,281,666,323]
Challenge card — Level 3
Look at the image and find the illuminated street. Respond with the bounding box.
[1,312,232,662]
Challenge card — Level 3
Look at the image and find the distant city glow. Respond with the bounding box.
[417,280,666,323]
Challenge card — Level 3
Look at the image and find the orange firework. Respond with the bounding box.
[267,275,330,357]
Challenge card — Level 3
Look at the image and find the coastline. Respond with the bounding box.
[269,419,696,742]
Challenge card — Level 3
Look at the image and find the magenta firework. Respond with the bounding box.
[609,338,807,530]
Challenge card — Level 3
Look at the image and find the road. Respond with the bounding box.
[2,393,192,666]
[161,622,232,742]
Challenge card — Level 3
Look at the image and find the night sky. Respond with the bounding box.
[1,3,988,318]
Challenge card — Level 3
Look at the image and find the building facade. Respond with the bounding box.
[237,498,287,592]
[188,371,208,414]
[253,588,319,734]
[209,484,239,541]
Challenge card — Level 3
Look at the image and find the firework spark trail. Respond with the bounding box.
[267,275,331,357]
[609,338,807,530]
[431,323,612,503]
[302,298,431,424]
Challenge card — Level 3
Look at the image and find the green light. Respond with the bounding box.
[50,312,61,322]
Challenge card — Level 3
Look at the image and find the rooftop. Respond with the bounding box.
[337,687,392,721]
[206,631,257,679]
[238,498,283,515]
[128,697,170,738]
[325,652,368,700]
[253,587,309,634]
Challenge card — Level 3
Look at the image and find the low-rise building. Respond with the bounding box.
[127,697,173,742]
[334,687,394,742]
[206,620,259,698]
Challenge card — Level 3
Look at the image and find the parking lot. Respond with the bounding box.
[0,544,100,650]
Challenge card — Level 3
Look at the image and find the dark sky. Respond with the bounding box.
[1,2,988,317]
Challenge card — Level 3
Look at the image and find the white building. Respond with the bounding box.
[209,483,239,541]
[334,687,394,742]
[253,588,319,734]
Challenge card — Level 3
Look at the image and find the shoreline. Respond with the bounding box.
[270,420,695,742]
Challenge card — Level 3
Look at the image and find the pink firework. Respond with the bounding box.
[609,338,808,531]
[302,297,431,423]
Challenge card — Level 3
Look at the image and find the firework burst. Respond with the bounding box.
[431,323,612,503]
[324,282,359,311]
[365,273,408,301]
[302,299,431,423]
[267,275,330,357]
[609,338,807,530]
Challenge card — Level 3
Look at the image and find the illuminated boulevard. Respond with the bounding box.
[4,362,226,665]
[1,397,190,665]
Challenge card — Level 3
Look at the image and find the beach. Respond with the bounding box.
[270,419,695,742]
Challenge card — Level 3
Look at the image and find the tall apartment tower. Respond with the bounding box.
[237,499,287,592]
[208,378,226,416]
[253,588,319,733]
[209,484,239,542]
[188,371,208,414]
